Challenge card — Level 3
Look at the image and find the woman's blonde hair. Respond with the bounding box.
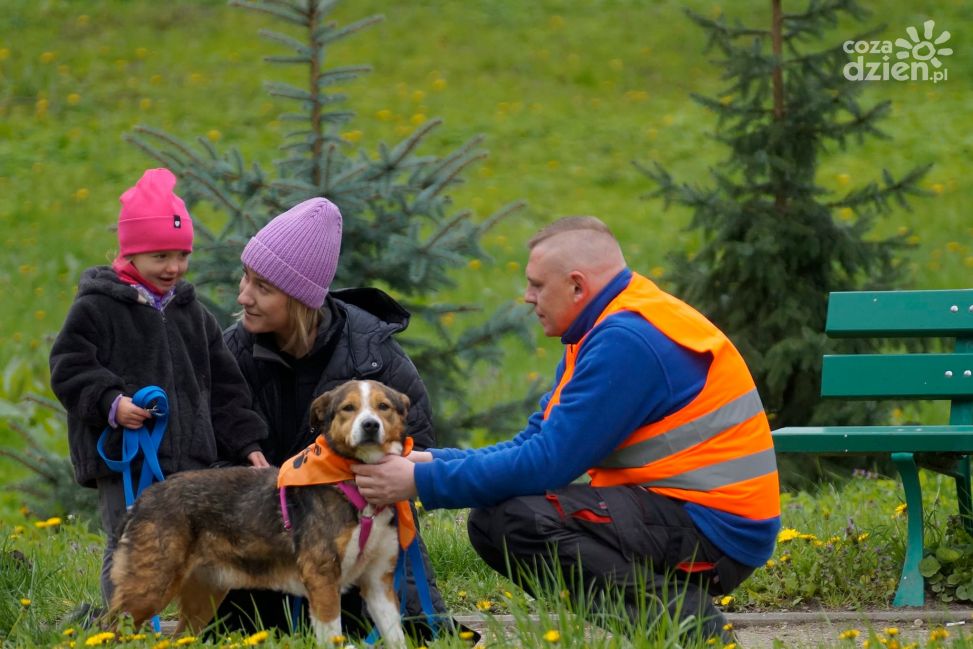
[277,297,320,358]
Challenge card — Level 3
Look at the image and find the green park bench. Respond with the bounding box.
[771,289,973,607]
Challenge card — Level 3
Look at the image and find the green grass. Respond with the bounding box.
[2,1,973,645]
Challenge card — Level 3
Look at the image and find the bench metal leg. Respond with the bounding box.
[952,457,973,535]
[892,452,925,607]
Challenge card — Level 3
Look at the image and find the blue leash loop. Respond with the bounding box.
[364,509,440,646]
[97,385,169,633]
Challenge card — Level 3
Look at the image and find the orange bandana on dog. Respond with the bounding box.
[278,435,416,549]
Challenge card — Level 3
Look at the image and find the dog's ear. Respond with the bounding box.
[389,388,410,418]
[309,389,337,432]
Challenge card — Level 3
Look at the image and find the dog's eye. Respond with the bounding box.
[377,402,391,411]
[341,404,356,412]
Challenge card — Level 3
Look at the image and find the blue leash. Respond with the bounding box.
[97,385,169,633]
[364,510,440,646]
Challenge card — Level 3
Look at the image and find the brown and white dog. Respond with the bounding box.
[106,380,411,647]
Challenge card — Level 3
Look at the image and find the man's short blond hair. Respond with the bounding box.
[527,216,617,250]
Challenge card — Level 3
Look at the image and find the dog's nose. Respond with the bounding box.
[360,418,381,442]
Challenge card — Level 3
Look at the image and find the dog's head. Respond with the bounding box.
[309,380,411,463]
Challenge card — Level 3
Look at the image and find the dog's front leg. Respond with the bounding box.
[303,572,343,646]
[359,564,406,649]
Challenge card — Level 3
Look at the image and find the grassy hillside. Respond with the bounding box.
[0,0,970,443]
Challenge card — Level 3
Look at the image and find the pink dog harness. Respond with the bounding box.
[279,483,384,552]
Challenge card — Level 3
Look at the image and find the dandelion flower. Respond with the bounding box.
[40,51,56,63]
[467,259,482,270]
[777,528,800,542]
[506,261,520,272]
[719,595,734,607]
[64,629,76,637]
[884,627,899,637]
[46,517,62,527]
[207,129,222,142]
[330,635,345,646]
[723,623,734,631]
[84,632,116,646]
[20,598,31,607]
[929,628,949,641]
[410,113,426,125]
[838,629,860,640]
[67,93,81,105]
[459,631,475,640]
[432,78,446,91]
[175,636,196,645]
[476,599,492,611]
[243,630,269,645]
[342,130,363,143]
[543,629,560,642]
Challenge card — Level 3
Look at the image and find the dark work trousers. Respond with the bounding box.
[215,502,468,644]
[467,484,755,642]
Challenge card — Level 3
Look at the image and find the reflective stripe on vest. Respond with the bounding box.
[542,272,780,520]
[596,389,764,469]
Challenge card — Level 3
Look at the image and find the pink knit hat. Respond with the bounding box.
[118,168,193,256]
[241,197,343,310]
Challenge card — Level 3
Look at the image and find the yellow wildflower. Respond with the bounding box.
[467,259,482,270]
[20,598,31,607]
[885,627,899,636]
[506,261,520,272]
[84,632,116,646]
[206,129,222,142]
[342,130,363,143]
[777,528,800,542]
[175,637,195,645]
[838,629,860,640]
[719,595,734,606]
[476,599,492,611]
[375,109,392,121]
[63,629,76,637]
[40,51,56,63]
[928,628,949,641]
[836,173,851,186]
[243,630,269,645]
[152,641,170,649]
[765,559,776,568]
[723,623,734,631]
[410,113,426,125]
[459,631,475,640]
[432,78,447,91]
[543,629,560,642]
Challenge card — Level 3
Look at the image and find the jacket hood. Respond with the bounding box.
[77,265,196,304]
[330,287,410,333]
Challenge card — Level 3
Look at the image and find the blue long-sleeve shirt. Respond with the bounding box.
[415,269,779,566]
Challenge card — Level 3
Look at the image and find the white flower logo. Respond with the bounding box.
[896,19,952,68]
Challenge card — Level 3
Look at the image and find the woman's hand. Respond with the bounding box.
[247,450,271,468]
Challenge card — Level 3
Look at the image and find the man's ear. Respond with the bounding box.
[569,270,588,302]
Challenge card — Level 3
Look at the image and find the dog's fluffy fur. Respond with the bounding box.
[106,380,411,647]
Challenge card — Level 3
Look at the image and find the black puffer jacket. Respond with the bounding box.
[50,266,268,487]
[223,287,435,466]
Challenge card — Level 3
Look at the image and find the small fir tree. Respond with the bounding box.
[639,0,930,432]
[126,0,538,445]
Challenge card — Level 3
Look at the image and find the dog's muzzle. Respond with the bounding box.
[357,417,382,444]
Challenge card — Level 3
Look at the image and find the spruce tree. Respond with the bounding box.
[126,0,538,446]
[639,0,930,432]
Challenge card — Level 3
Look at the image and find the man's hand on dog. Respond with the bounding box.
[353,453,430,506]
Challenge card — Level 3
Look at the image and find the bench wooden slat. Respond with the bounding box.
[826,290,973,337]
[821,353,973,398]
[772,425,973,453]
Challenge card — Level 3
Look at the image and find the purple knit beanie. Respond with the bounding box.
[241,197,343,309]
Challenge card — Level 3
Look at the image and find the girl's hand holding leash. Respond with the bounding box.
[117,397,152,429]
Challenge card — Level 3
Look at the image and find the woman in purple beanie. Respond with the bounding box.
[219,197,470,642]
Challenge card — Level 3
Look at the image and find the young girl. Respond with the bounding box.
[49,168,269,607]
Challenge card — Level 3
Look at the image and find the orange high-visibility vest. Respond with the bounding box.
[543,272,780,520]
